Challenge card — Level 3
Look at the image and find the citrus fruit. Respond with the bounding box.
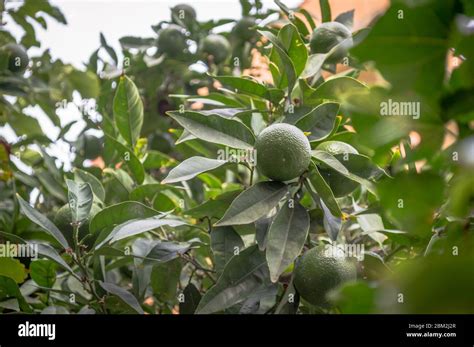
[171,4,197,26]
[54,203,101,246]
[201,34,231,64]
[76,134,103,160]
[316,141,359,197]
[157,25,188,57]
[1,43,29,73]
[233,17,256,41]
[294,246,357,307]
[255,123,311,182]
[310,22,352,63]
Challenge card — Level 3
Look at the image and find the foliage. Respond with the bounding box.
[0,0,473,314]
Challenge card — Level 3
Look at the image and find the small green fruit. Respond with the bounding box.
[201,34,231,64]
[171,4,197,26]
[233,17,257,41]
[255,123,311,182]
[157,25,188,57]
[294,246,357,307]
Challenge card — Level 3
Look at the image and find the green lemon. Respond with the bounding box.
[294,246,357,307]
[233,17,257,41]
[54,203,101,247]
[171,4,197,26]
[316,141,359,197]
[255,123,311,182]
[310,22,352,63]
[157,25,188,57]
[201,34,231,64]
[1,43,29,74]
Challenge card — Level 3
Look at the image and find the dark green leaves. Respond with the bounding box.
[351,0,455,98]
[378,172,444,235]
[162,157,227,184]
[73,168,106,203]
[215,182,289,226]
[66,179,93,224]
[179,283,202,314]
[30,260,57,288]
[266,202,309,282]
[196,245,270,314]
[105,135,145,184]
[16,194,69,250]
[210,227,244,272]
[307,164,342,217]
[294,102,340,141]
[168,111,255,150]
[306,76,368,106]
[113,75,144,147]
[96,215,186,249]
[90,201,160,236]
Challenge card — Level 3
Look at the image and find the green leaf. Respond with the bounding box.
[90,201,161,236]
[0,276,32,313]
[350,0,455,98]
[321,199,342,241]
[179,283,202,314]
[113,75,144,147]
[215,182,289,226]
[0,231,74,274]
[185,190,242,219]
[129,184,182,202]
[30,260,57,288]
[334,10,354,29]
[96,215,186,249]
[0,258,27,283]
[312,151,378,195]
[105,134,145,184]
[212,75,284,103]
[328,281,376,313]
[196,245,270,314]
[16,194,70,250]
[294,102,340,141]
[319,0,331,22]
[69,70,100,99]
[306,76,368,106]
[168,111,255,150]
[259,29,297,95]
[275,278,299,314]
[66,179,93,224]
[210,226,244,272]
[99,281,144,314]
[378,172,444,235]
[307,164,342,217]
[278,23,308,78]
[301,53,326,79]
[162,157,227,184]
[73,168,106,203]
[266,202,309,282]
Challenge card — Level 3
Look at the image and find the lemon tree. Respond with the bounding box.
[0,0,473,316]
